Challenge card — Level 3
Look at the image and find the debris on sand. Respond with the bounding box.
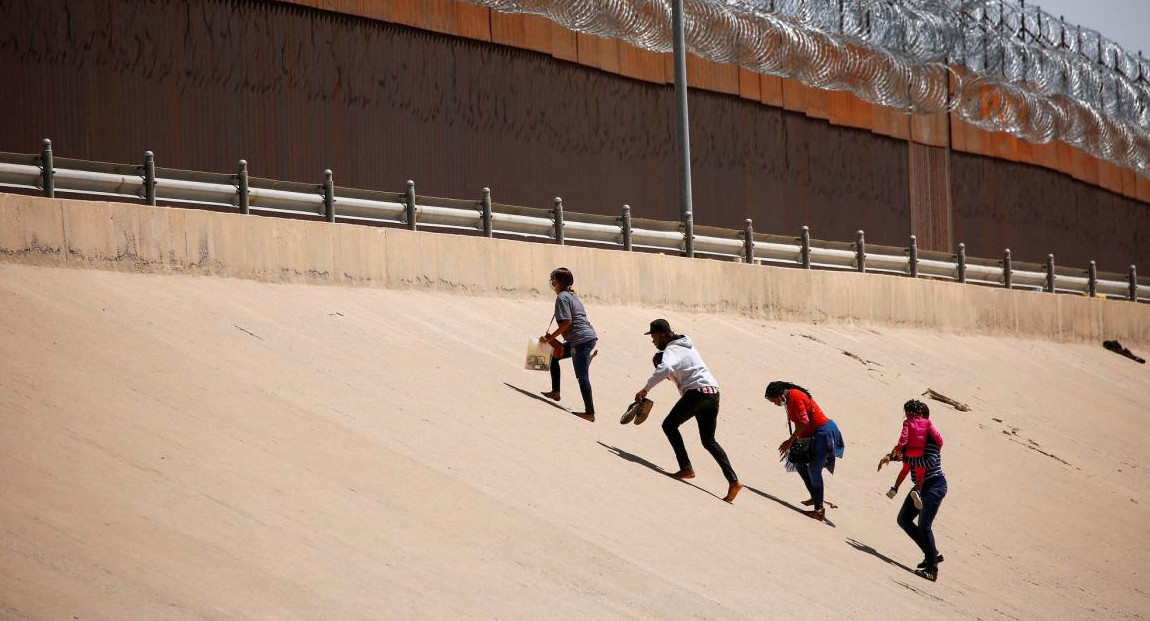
[922,388,971,412]
[843,351,881,367]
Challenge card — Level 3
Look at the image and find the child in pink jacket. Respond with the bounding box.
[887,399,944,509]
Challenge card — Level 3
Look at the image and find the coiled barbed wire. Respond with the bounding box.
[459,0,1150,176]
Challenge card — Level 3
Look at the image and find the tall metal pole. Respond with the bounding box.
[672,0,694,221]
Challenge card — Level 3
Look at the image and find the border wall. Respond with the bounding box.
[1,0,1149,272]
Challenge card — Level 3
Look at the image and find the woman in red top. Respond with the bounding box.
[765,381,844,521]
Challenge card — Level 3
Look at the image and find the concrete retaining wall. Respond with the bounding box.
[2,193,1148,343]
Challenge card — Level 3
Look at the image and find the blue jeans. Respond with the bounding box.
[897,474,947,567]
[796,425,830,510]
[550,338,597,413]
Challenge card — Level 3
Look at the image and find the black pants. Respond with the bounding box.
[661,391,738,483]
[897,474,947,567]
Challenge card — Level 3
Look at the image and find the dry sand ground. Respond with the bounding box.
[1,261,1148,620]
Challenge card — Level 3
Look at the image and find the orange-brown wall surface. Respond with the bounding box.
[1,0,1147,269]
[279,0,1150,200]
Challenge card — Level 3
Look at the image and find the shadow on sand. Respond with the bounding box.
[597,442,722,501]
[845,538,916,575]
[740,485,837,527]
[503,382,575,416]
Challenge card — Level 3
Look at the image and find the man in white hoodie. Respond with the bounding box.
[635,319,742,503]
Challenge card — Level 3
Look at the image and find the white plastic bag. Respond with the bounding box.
[525,337,552,371]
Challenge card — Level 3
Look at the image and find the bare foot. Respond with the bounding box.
[723,481,743,503]
[669,468,696,480]
[802,499,838,509]
[590,349,599,364]
[542,391,560,401]
[573,412,595,422]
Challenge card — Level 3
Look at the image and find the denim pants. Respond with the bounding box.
[897,474,947,566]
[796,425,830,510]
[550,338,597,413]
[661,390,738,483]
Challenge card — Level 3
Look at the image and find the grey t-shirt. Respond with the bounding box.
[554,290,597,345]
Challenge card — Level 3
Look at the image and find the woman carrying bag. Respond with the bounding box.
[540,268,598,422]
[765,381,844,521]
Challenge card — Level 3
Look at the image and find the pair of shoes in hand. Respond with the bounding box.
[619,398,653,425]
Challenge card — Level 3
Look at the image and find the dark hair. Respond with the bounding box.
[765,381,812,400]
[550,267,574,291]
[903,399,930,418]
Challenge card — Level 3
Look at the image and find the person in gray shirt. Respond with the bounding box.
[540,268,598,421]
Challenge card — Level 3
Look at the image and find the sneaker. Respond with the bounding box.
[911,489,923,510]
[634,408,650,425]
[886,487,898,499]
[917,554,944,569]
[914,566,938,582]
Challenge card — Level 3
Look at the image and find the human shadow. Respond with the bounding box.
[741,484,807,516]
[597,442,722,501]
[503,382,572,415]
[845,538,916,575]
[742,485,837,527]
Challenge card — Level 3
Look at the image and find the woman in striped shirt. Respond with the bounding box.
[878,399,947,582]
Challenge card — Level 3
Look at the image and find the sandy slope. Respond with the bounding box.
[1,262,1147,620]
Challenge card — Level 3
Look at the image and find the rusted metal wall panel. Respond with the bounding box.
[951,152,1150,272]
[909,142,952,252]
[0,0,911,245]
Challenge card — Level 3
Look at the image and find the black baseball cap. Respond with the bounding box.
[644,319,672,335]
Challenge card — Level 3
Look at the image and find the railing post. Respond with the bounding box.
[481,187,493,238]
[143,151,157,206]
[1003,248,1013,289]
[855,230,866,273]
[40,139,54,198]
[908,234,918,278]
[1131,265,1139,301]
[322,169,335,223]
[801,226,811,269]
[621,205,633,251]
[405,180,417,231]
[1088,261,1097,297]
[743,218,754,264]
[237,160,250,215]
[1046,254,1056,293]
[683,210,694,258]
[553,197,565,245]
[957,242,967,283]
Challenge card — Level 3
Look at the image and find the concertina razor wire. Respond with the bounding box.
[462,0,1150,177]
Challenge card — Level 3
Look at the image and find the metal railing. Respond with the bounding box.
[2,140,1146,303]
